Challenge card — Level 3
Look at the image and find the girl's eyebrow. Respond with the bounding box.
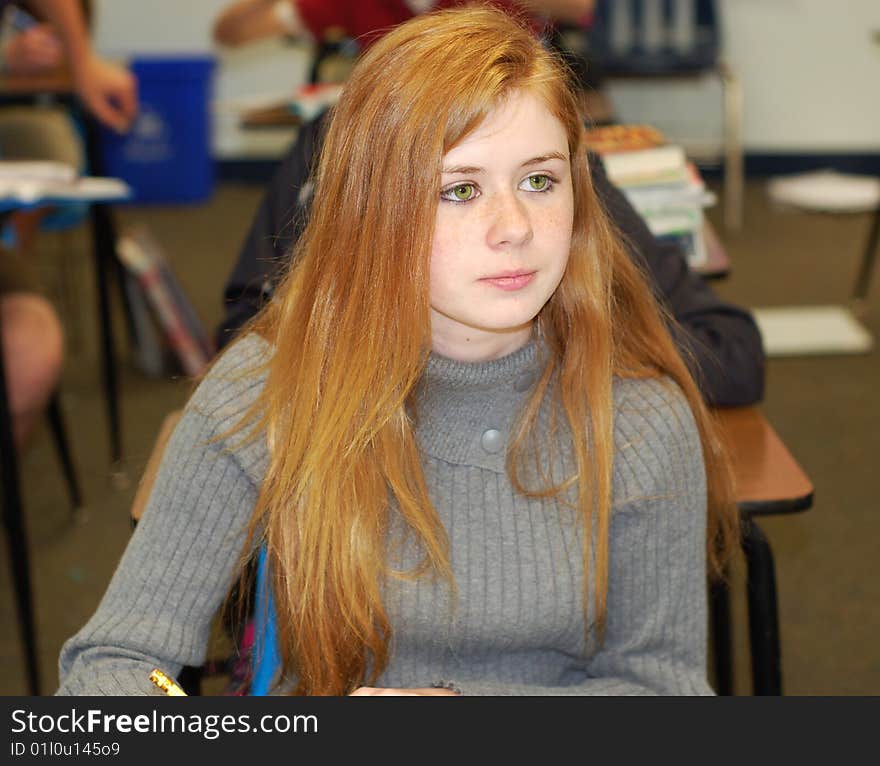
[442,152,568,175]
[522,152,568,167]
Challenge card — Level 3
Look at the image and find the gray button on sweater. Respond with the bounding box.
[58,333,711,695]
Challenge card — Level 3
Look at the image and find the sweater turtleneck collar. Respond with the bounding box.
[423,340,541,391]
[413,339,547,472]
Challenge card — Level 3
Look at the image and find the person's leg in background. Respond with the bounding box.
[0,103,81,449]
[0,255,64,448]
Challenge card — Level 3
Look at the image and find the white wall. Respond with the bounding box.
[722,0,880,151]
[91,0,310,157]
[610,0,880,153]
[91,0,880,157]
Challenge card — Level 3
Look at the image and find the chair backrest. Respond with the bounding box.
[590,0,720,74]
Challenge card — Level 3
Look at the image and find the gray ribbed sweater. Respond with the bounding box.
[57,333,711,695]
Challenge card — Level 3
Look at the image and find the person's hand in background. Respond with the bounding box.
[3,23,63,74]
[24,0,139,132]
[72,53,138,133]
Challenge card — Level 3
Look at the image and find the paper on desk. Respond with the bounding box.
[0,176,131,205]
[0,160,77,183]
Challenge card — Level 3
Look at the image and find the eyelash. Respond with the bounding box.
[439,173,557,204]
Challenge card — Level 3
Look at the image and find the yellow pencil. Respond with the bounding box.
[149,668,188,696]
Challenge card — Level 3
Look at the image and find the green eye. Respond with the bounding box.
[526,174,550,191]
[440,183,478,203]
[451,183,475,201]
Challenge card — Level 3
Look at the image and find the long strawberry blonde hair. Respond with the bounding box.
[233,5,739,695]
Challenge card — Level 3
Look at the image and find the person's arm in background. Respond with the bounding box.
[590,153,765,407]
[515,0,594,24]
[212,0,306,47]
[0,21,63,74]
[22,0,137,131]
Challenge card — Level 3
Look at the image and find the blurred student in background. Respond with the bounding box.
[212,0,595,50]
[1,0,137,131]
[0,0,138,447]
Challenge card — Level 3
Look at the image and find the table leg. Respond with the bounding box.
[0,312,41,695]
[743,518,783,695]
[89,201,123,469]
[84,114,126,474]
[853,202,880,304]
[46,391,84,514]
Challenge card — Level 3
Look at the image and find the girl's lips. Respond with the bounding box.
[480,271,536,291]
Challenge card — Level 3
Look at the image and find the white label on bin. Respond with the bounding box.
[123,105,174,163]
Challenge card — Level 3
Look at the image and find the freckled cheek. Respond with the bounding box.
[431,213,477,269]
[430,229,472,295]
[539,200,575,244]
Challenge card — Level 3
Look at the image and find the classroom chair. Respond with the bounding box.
[753,170,878,356]
[767,170,879,309]
[1,342,83,696]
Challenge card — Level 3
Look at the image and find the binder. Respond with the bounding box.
[116,226,215,377]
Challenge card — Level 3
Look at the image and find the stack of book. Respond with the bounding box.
[583,125,716,268]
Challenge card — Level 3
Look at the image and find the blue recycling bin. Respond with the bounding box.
[101,55,216,204]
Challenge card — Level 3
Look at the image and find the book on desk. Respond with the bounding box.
[584,125,716,269]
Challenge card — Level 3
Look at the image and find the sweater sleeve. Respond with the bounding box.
[56,338,269,695]
[449,380,713,696]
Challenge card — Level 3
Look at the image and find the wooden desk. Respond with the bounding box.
[718,406,813,514]
[0,68,72,96]
[240,103,301,130]
[713,406,814,696]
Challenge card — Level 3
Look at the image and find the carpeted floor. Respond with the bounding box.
[1,179,878,695]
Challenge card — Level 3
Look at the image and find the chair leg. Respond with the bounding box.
[742,518,782,695]
[56,230,84,353]
[88,201,124,471]
[719,61,744,232]
[709,578,734,695]
[84,115,125,473]
[46,391,84,513]
[852,202,880,305]
[0,324,41,695]
[177,665,203,696]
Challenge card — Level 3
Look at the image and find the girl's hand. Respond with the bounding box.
[349,686,459,696]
